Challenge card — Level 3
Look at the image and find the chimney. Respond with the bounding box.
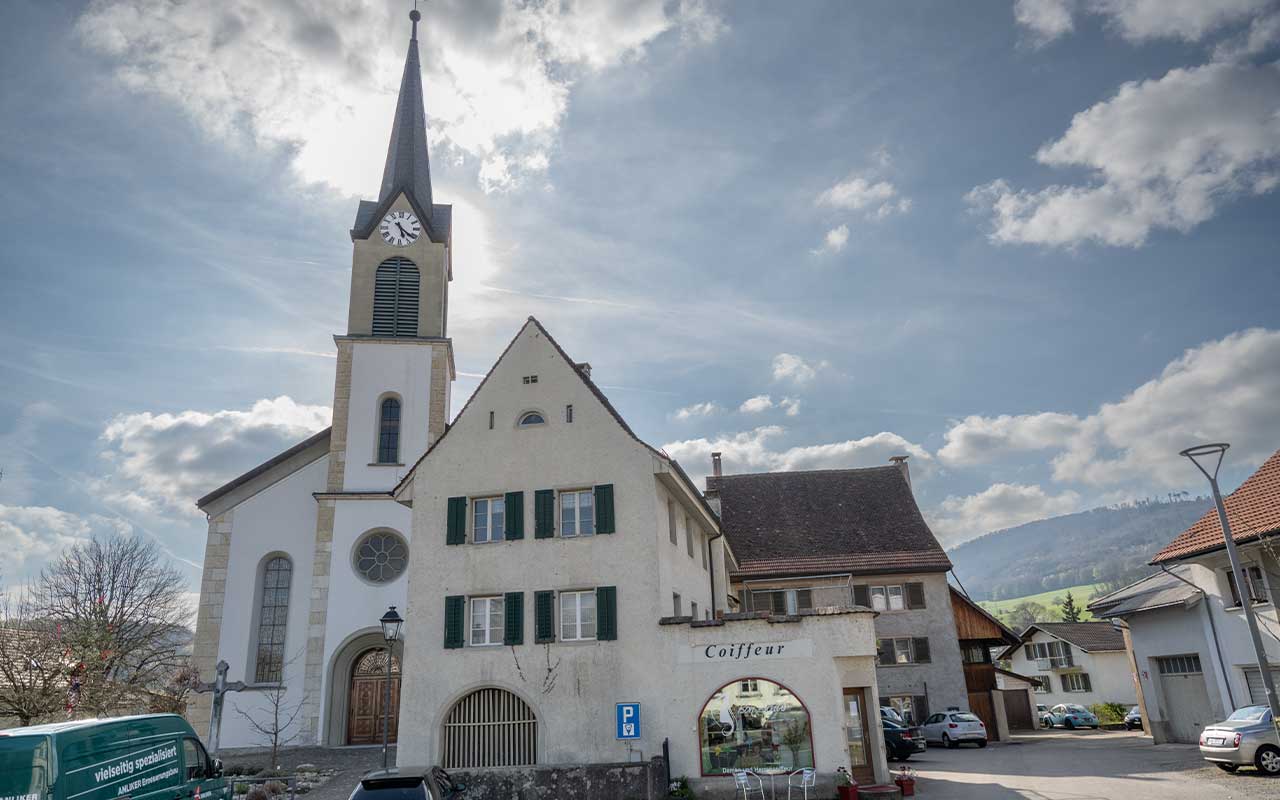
[576,362,592,379]
[889,455,911,488]
[711,452,723,477]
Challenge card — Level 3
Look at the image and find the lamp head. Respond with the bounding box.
[380,606,404,643]
[1180,442,1230,482]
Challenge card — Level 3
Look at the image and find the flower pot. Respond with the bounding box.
[837,785,858,800]
[894,776,916,797]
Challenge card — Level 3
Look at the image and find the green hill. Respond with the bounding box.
[978,582,1102,625]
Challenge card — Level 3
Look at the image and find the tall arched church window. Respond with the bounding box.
[377,397,401,463]
[372,257,420,337]
[254,556,292,683]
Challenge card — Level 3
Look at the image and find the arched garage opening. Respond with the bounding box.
[441,687,537,768]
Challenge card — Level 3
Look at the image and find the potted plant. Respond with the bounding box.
[835,767,858,800]
[894,766,917,797]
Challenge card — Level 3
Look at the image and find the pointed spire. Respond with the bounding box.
[379,7,433,217]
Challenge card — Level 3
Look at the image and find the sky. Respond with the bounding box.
[1,0,1279,601]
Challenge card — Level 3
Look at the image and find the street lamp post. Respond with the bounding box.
[379,605,404,770]
[1181,444,1280,731]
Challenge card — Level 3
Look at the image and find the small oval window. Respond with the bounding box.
[519,412,545,426]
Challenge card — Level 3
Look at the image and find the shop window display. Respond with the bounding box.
[699,678,814,775]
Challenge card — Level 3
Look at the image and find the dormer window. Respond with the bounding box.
[519,412,545,427]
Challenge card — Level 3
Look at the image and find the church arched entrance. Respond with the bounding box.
[346,647,401,745]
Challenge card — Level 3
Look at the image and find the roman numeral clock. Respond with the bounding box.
[380,210,421,247]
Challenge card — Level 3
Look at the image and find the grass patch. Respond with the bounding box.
[978,582,1103,621]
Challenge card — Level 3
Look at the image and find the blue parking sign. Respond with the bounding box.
[616,702,641,740]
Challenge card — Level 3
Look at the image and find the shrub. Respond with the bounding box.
[245,787,271,800]
[668,776,696,799]
[1089,702,1128,724]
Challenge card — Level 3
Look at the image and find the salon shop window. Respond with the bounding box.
[698,678,814,776]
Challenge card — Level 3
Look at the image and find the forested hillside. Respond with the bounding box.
[948,497,1209,601]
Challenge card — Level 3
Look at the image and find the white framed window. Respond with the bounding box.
[1061,672,1090,692]
[877,636,931,666]
[752,588,814,615]
[560,590,596,641]
[1025,640,1074,668]
[870,584,905,611]
[518,411,545,426]
[739,679,760,695]
[469,596,504,646]
[894,638,912,664]
[1226,566,1269,607]
[560,490,595,537]
[1035,675,1051,693]
[473,497,505,543]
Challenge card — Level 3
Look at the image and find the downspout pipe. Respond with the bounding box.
[708,529,724,618]
[1160,563,1235,710]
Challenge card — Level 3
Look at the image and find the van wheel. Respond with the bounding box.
[1216,763,1239,773]
[1256,745,1280,775]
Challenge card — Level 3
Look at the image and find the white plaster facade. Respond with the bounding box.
[393,320,889,793]
[1007,628,1136,710]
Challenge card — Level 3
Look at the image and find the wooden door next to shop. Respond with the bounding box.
[842,687,876,786]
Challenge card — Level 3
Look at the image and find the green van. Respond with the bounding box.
[0,714,228,800]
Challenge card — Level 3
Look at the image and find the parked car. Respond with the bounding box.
[921,711,988,748]
[1043,703,1100,729]
[1198,705,1279,776]
[1037,703,1049,726]
[883,719,928,761]
[881,706,905,724]
[1124,706,1143,730]
[0,714,224,800]
[351,766,468,800]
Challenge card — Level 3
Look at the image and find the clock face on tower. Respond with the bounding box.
[380,211,421,247]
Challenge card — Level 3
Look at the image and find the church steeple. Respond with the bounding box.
[379,8,434,217]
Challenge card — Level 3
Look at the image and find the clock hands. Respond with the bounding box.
[396,222,415,239]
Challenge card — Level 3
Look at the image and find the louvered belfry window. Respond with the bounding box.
[372,257,420,336]
[442,688,537,768]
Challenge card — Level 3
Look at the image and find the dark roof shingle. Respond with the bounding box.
[1152,447,1280,563]
[710,467,951,579]
[1023,621,1125,652]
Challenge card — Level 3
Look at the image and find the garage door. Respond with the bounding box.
[1002,689,1034,730]
[1243,665,1280,706]
[1156,655,1213,744]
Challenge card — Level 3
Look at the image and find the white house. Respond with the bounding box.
[189,12,454,749]
[390,317,892,794]
[1089,447,1280,744]
[1002,622,1136,711]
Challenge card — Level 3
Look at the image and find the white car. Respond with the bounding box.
[921,711,988,748]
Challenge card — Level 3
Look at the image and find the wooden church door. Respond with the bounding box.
[347,647,401,745]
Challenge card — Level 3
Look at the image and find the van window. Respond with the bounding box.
[183,738,209,781]
[0,737,50,795]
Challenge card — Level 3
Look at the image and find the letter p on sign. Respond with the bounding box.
[616,702,641,740]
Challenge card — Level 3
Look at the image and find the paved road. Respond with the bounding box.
[909,728,1276,799]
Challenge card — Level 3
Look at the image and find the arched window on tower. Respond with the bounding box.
[372,257,420,337]
[377,397,402,463]
[254,556,292,684]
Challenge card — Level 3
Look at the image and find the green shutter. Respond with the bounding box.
[446,497,467,545]
[505,491,525,540]
[535,590,556,643]
[594,484,615,534]
[503,592,524,645]
[597,586,617,641]
[444,595,465,649]
[534,490,555,539]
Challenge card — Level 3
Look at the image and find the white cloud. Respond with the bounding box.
[1015,0,1076,45]
[929,483,1083,545]
[1214,10,1280,60]
[95,396,331,518]
[1014,0,1276,45]
[76,0,722,195]
[811,224,850,255]
[673,401,722,420]
[0,505,130,577]
[817,177,910,220]
[772,353,827,384]
[938,328,1280,490]
[780,397,801,417]
[968,60,1280,248]
[739,395,775,414]
[662,426,932,486]
[938,412,1084,465]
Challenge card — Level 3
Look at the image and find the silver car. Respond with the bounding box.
[1198,705,1279,776]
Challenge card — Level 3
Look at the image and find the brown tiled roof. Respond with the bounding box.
[1023,622,1125,653]
[1151,447,1280,563]
[710,467,952,579]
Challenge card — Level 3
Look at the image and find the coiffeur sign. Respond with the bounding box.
[679,638,814,664]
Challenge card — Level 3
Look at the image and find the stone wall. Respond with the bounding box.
[450,758,666,800]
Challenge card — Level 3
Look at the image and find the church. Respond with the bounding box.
[190,11,896,794]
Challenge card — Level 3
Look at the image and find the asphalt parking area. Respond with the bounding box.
[906,729,1278,799]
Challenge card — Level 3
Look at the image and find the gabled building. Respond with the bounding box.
[391,318,891,792]
[1001,622,1135,710]
[706,459,969,725]
[1089,446,1280,743]
[948,587,1026,738]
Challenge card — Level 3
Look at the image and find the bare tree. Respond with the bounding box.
[233,651,306,771]
[0,591,68,726]
[146,659,200,715]
[29,536,189,717]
